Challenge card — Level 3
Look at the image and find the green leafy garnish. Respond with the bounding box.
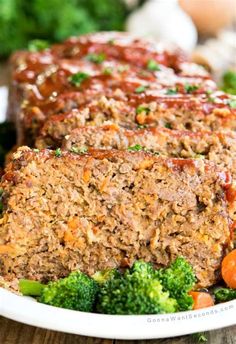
[165,122,172,129]
[103,67,113,75]
[146,59,160,71]
[221,70,236,95]
[33,149,40,153]
[70,146,88,154]
[86,52,106,64]
[55,148,62,157]
[192,333,208,342]
[68,72,90,87]
[28,39,49,52]
[228,99,236,109]
[135,85,149,94]
[184,84,199,93]
[118,65,129,73]
[207,97,216,103]
[166,88,177,95]
[137,124,148,129]
[128,144,143,151]
[108,39,115,45]
[136,106,150,114]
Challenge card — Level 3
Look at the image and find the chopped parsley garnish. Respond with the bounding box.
[86,53,106,64]
[166,88,177,95]
[137,124,148,129]
[108,39,115,45]
[184,84,199,93]
[28,39,50,52]
[55,148,62,157]
[135,85,149,94]
[207,96,216,103]
[103,67,113,76]
[68,72,90,87]
[118,65,129,73]
[70,146,88,154]
[147,59,160,71]
[128,144,143,152]
[136,106,150,114]
[165,122,172,129]
[228,99,236,109]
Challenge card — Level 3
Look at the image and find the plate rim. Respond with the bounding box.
[0,287,235,339]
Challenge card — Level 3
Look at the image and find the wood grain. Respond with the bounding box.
[0,317,235,344]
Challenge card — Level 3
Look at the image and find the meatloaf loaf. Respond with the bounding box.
[0,147,233,288]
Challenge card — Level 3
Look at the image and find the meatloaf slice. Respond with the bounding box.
[62,125,236,178]
[18,67,217,146]
[34,92,236,149]
[0,147,233,288]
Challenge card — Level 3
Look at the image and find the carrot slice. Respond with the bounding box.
[222,249,236,289]
[189,291,214,310]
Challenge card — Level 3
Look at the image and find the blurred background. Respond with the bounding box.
[0,0,235,76]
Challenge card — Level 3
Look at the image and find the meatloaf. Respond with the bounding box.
[8,31,216,146]
[34,92,236,150]
[62,125,236,176]
[0,147,233,288]
[16,63,217,146]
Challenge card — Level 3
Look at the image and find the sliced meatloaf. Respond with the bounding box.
[34,92,236,149]
[0,147,233,288]
[8,31,188,123]
[62,125,236,176]
[16,65,217,146]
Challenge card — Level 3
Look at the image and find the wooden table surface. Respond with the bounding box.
[0,66,235,344]
[0,316,236,344]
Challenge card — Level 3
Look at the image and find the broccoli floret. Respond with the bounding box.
[19,271,98,312]
[92,268,119,284]
[214,288,236,303]
[156,257,196,311]
[96,261,177,315]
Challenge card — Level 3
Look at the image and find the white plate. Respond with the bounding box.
[0,288,235,339]
[0,86,235,339]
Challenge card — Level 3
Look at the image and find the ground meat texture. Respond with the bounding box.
[8,31,215,146]
[62,125,236,179]
[16,71,218,146]
[0,148,233,288]
[34,93,236,150]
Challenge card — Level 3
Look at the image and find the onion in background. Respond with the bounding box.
[126,0,197,52]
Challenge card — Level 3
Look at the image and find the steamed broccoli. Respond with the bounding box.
[19,271,98,312]
[156,257,196,311]
[92,268,119,284]
[96,261,178,315]
[214,288,236,303]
